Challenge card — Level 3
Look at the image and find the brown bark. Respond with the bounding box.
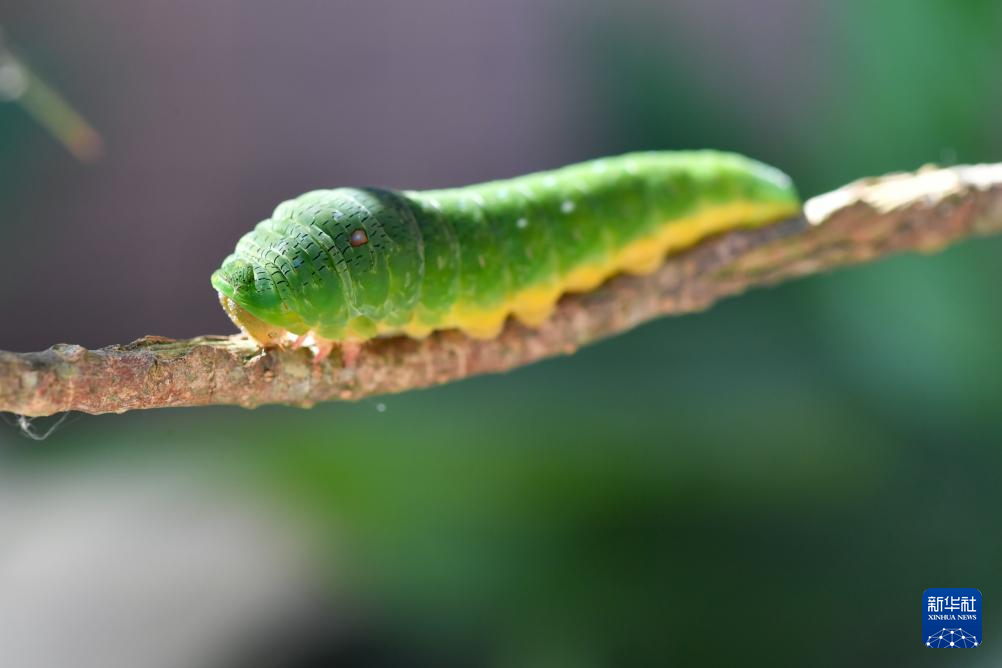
[3,163,1002,417]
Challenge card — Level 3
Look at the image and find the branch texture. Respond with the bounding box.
[4,164,1002,417]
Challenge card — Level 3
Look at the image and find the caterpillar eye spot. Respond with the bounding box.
[349,228,369,247]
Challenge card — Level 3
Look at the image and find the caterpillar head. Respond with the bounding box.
[212,188,422,345]
[211,257,298,345]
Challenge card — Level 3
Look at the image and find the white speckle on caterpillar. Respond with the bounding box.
[516,217,528,229]
[625,160,639,175]
[592,160,608,173]
[429,198,442,210]
[498,188,509,199]
[376,402,387,413]
[561,200,575,214]
[472,194,486,206]
[516,185,534,199]
[543,176,558,188]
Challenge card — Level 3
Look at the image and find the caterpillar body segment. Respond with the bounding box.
[212,151,800,355]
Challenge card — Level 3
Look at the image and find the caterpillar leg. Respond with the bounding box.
[312,338,336,365]
[301,334,359,368]
[339,341,363,368]
[218,293,361,367]
[289,332,340,366]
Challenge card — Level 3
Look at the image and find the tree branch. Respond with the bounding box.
[4,164,1002,417]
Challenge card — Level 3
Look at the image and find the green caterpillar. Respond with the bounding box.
[212,151,799,360]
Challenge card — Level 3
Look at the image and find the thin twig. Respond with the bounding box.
[3,163,1002,417]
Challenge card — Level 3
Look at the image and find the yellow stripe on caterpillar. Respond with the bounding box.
[409,199,794,339]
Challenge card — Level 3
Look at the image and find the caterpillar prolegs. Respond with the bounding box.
[212,151,800,361]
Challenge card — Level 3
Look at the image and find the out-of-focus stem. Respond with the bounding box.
[0,33,103,162]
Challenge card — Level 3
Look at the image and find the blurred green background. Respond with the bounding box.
[2,1,1001,666]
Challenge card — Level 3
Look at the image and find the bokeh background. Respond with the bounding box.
[2,1,1002,666]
